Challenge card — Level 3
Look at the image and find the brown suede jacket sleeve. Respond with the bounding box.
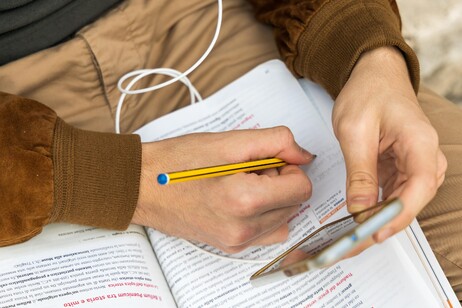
[247,0,420,98]
[0,92,141,246]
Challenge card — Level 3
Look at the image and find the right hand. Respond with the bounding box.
[332,47,447,246]
[132,126,315,253]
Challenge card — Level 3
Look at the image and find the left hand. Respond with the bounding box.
[332,46,447,249]
[133,127,314,253]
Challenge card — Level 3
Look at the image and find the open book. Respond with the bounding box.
[0,60,459,308]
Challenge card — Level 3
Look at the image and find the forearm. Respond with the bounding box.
[0,92,141,246]
[247,0,419,98]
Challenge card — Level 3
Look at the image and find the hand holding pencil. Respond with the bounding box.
[132,127,316,253]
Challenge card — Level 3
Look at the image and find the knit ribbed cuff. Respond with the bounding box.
[295,0,420,98]
[50,118,141,230]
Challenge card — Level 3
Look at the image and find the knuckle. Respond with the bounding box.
[348,171,378,188]
[301,178,313,201]
[221,245,245,254]
[226,225,258,247]
[275,125,293,138]
[400,210,415,227]
[425,126,440,143]
[334,118,364,140]
[439,151,448,174]
[406,125,439,148]
[438,173,446,187]
[424,175,439,194]
[274,126,296,146]
[277,225,290,241]
[284,169,312,203]
[333,120,350,137]
[232,192,261,218]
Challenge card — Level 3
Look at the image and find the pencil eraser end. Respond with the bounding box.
[157,174,169,185]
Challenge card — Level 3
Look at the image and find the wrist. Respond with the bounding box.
[354,47,408,75]
[348,46,417,99]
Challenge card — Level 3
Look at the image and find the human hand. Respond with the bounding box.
[132,126,315,253]
[332,46,447,247]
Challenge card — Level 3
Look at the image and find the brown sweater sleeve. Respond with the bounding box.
[0,92,141,246]
[247,0,420,98]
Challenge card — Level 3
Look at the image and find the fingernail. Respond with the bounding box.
[301,147,317,161]
[349,197,371,212]
[375,228,393,243]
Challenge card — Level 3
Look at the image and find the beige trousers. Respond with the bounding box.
[1,0,462,300]
[0,0,277,133]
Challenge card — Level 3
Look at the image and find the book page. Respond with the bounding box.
[149,230,439,308]
[0,224,176,308]
[398,221,461,307]
[137,60,446,307]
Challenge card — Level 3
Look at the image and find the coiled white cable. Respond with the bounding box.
[115,0,223,134]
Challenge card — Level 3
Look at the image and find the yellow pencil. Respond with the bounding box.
[157,158,287,185]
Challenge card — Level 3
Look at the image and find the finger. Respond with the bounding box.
[374,140,441,242]
[226,126,316,165]
[233,164,312,215]
[374,178,435,243]
[243,204,300,245]
[377,154,397,188]
[215,223,290,254]
[381,171,403,200]
[335,122,380,213]
[437,149,447,187]
[256,167,279,177]
[214,202,299,250]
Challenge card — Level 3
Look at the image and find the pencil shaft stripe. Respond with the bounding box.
[168,161,286,183]
[167,158,284,178]
[170,158,283,174]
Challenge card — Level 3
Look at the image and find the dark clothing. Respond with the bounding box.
[0,0,122,65]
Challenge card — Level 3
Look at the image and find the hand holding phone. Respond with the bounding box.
[250,198,403,287]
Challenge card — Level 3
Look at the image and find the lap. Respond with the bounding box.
[417,86,462,300]
[0,0,278,133]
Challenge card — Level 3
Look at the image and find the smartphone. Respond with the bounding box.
[250,198,403,287]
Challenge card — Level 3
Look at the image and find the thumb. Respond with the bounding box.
[338,130,380,216]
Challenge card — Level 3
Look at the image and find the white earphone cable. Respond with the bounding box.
[115,0,222,134]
